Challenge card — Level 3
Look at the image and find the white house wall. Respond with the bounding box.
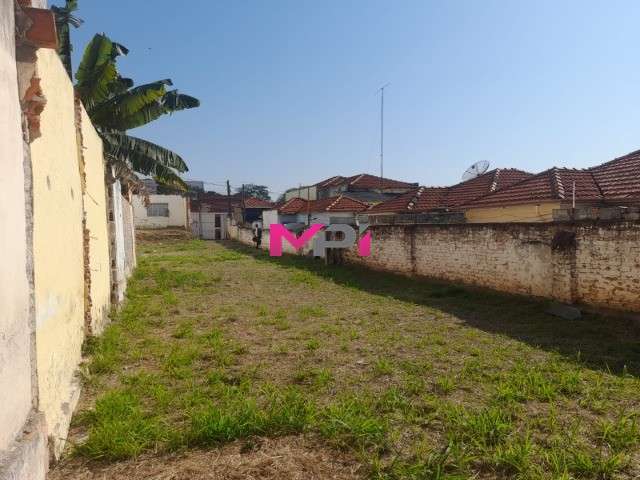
[132,194,189,229]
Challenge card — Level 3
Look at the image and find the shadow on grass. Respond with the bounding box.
[222,240,640,377]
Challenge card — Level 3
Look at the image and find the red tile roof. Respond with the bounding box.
[314,176,346,188]
[590,149,640,201]
[345,173,417,189]
[445,169,532,207]
[311,173,416,190]
[279,198,308,214]
[191,196,234,212]
[464,168,602,208]
[279,195,369,214]
[369,169,532,213]
[242,197,274,209]
[191,194,272,212]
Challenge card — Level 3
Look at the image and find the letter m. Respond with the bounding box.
[269,224,324,256]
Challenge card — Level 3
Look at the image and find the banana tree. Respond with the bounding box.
[52,0,83,77]
[51,0,200,190]
[75,34,199,190]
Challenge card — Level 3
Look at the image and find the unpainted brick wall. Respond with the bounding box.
[345,222,640,313]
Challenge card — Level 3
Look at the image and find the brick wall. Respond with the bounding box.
[345,222,640,313]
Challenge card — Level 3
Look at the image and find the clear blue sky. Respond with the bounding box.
[70,0,640,198]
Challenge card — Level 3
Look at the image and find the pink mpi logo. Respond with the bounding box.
[269,224,371,257]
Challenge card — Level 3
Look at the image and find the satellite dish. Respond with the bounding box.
[462,160,490,181]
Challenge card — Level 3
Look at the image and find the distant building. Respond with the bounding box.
[263,195,369,233]
[368,168,532,222]
[132,194,190,229]
[190,193,273,239]
[463,152,640,222]
[284,173,417,203]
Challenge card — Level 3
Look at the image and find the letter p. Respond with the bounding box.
[313,224,356,257]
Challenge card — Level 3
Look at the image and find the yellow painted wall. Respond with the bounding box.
[80,106,111,334]
[464,202,560,223]
[29,49,85,458]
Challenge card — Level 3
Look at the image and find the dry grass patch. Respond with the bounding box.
[53,237,640,479]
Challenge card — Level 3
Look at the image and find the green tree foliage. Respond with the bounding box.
[74,34,200,190]
[236,184,271,201]
[52,3,200,190]
[52,0,83,77]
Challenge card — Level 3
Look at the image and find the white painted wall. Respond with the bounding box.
[132,194,188,229]
[284,185,317,201]
[308,212,355,225]
[262,209,280,228]
[0,0,34,450]
[111,180,127,304]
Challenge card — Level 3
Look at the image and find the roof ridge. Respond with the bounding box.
[456,167,555,208]
[490,168,501,192]
[549,167,565,200]
[349,174,366,186]
[406,186,426,210]
[326,195,343,211]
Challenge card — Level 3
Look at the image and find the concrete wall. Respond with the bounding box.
[344,222,640,313]
[110,179,127,304]
[284,185,317,201]
[79,106,111,334]
[465,202,560,223]
[122,195,136,278]
[132,194,188,229]
[29,48,85,458]
[262,209,280,228]
[0,0,41,466]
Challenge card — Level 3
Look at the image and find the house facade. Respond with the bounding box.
[284,173,417,203]
[263,195,369,233]
[132,194,190,229]
[190,193,273,239]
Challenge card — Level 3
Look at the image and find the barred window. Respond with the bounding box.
[147,203,169,217]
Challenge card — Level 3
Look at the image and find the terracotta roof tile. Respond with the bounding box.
[314,176,346,188]
[279,195,369,214]
[345,173,417,189]
[464,168,602,208]
[242,197,274,209]
[191,195,272,211]
[279,197,308,214]
[310,173,416,190]
[589,150,640,201]
[369,169,532,213]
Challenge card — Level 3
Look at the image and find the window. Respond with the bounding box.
[147,203,169,217]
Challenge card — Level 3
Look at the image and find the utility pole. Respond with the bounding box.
[378,83,390,190]
[226,180,231,217]
[241,184,245,225]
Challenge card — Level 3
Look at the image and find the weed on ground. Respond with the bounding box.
[52,237,640,479]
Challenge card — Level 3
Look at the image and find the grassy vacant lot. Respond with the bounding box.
[53,236,640,479]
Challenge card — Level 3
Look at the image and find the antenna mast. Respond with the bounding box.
[378,83,390,189]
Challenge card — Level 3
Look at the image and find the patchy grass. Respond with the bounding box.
[58,237,640,479]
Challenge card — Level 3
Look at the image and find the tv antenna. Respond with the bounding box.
[461,160,490,181]
[378,83,390,189]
